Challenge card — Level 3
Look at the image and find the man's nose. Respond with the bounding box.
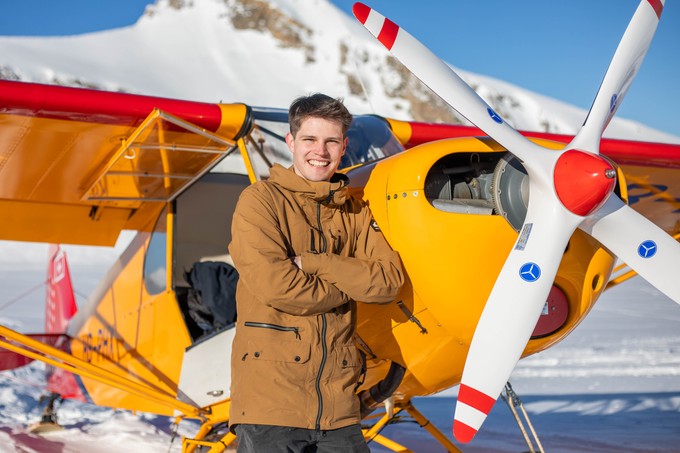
[315,143,331,155]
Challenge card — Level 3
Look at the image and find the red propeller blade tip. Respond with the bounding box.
[453,419,478,443]
[352,2,370,24]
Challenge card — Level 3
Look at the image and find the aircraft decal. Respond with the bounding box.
[610,93,618,113]
[519,263,541,282]
[487,108,503,124]
[638,240,658,258]
[79,328,117,364]
[515,223,533,250]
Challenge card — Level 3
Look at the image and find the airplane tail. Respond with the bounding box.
[1,245,86,402]
[46,245,78,333]
[44,245,87,401]
[0,245,76,371]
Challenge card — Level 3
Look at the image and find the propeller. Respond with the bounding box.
[353,0,676,443]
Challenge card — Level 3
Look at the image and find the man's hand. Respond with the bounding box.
[291,255,302,269]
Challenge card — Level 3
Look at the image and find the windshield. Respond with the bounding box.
[238,108,405,180]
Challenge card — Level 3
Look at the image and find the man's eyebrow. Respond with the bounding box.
[298,134,343,141]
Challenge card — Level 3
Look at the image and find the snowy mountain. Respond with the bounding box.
[1,0,679,145]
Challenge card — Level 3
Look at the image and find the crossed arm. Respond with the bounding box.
[229,188,404,316]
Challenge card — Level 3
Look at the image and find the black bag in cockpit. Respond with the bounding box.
[184,261,238,334]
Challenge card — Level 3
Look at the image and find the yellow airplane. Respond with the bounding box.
[1,0,679,451]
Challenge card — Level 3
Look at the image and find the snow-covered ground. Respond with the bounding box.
[1,258,678,452]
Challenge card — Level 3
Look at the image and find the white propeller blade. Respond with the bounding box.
[454,198,580,442]
[569,0,665,153]
[352,2,544,163]
[580,194,680,302]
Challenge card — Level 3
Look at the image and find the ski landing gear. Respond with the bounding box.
[28,393,64,434]
[502,381,545,453]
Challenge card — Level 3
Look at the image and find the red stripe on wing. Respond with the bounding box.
[0,80,223,132]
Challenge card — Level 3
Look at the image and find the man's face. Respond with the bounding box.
[286,116,347,182]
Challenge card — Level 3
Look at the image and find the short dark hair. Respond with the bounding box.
[288,93,353,137]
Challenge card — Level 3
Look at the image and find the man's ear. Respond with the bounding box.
[341,136,348,156]
[285,132,295,152]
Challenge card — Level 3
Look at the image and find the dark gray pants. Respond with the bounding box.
[234,423,370,453]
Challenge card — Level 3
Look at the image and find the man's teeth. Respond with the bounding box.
[308,160,329,167]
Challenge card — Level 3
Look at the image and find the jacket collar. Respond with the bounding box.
[269,164,349,205]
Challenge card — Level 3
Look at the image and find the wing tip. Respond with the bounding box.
[352,2,370,24]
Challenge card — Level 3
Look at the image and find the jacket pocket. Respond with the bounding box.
[329,227,346,255]
[246,338,311,364]
[244,321,301,339]
[336,345,362,369]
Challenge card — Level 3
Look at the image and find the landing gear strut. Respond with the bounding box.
[502,381,545,453]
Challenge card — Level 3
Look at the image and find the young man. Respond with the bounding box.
[228,94,404,452]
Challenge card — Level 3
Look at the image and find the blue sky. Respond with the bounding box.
[1,0,678,138]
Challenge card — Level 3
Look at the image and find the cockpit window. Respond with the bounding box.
[239,108,404,180]
[341,115,404,168]
[242,116,292,180]
[144,205,168,295]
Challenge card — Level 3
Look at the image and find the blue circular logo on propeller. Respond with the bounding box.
[519,262,541,282]
[638,240,657,258]
[487,107,503,124]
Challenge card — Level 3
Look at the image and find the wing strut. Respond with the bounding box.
[0,324,202,417]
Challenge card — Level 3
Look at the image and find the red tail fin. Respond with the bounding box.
[46,245,77,333]
[45,245,87,401]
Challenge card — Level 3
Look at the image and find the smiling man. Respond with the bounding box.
[228,94,404,452]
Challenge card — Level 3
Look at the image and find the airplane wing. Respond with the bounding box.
[0,80,252,246]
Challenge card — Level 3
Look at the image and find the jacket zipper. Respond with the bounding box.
[243,321,301,340]
[316,199,328,253]
[315,312,328,430]
[315,199,328,431]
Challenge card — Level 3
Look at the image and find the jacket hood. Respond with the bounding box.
[269,164,349,205]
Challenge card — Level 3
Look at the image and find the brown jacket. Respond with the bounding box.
[228,164,404,431]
